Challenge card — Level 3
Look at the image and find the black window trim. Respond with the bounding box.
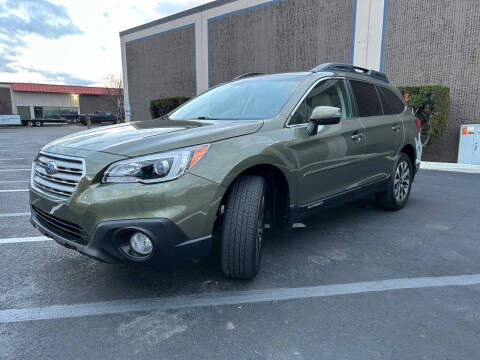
[285,76,353,128]
[346,78,387,118]
[375,84,407,115]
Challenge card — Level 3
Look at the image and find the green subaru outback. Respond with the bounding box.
[30,63,422,279]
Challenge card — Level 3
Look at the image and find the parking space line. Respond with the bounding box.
[0,180,29,183]
[1,273,479,324]
[0,165,30,168]
[0,169,30,172]
[0,158,25,161]
[0,189,29,193]
[0,236,51,244]
[0,212,30,218]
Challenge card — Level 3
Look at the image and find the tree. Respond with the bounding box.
[102,73,124,122]
[398,85,450,147]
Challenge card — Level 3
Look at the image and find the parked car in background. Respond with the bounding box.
[78,111,117,125]
[30,63,421,280]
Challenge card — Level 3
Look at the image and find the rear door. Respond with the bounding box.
[289,78,366,207]
[348,80,405,183]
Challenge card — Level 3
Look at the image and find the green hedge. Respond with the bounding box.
[397,85,450,147]
[150,96,190,119]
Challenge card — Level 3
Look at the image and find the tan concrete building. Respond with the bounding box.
[0,82,120,121]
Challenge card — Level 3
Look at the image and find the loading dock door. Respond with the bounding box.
[458,124,480,165]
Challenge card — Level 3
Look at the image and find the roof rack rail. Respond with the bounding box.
[310,62,389,83]
[232,72,265,80]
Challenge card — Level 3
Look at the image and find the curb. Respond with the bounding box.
[420,161,480,174]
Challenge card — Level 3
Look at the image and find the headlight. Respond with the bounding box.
[102,144,209,184]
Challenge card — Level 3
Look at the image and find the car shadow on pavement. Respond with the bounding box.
[75,198,386,296]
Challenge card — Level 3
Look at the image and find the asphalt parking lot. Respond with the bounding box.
[1,124,480,359]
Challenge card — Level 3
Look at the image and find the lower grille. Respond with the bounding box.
[32,205,90,245]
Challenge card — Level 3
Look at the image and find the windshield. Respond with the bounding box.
[169,76,306,120]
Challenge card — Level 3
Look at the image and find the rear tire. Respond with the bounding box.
[35,121,42,127]
[221,175,266,280]
[375,152,413,211]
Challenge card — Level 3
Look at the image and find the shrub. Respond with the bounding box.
[150,96,190,119]
[397,85,450,147]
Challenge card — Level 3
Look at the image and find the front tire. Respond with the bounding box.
[221,175,266,280]
[375,153,413,211]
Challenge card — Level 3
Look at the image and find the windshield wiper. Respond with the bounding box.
[195,116,215,120]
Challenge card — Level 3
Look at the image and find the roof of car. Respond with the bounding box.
[232,63,390,86]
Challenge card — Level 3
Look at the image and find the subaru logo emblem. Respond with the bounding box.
[45,161,58,175]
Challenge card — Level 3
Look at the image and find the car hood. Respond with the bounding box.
[44,119,264,157]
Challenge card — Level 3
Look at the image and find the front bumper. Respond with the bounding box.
[31,209,212,263]
[29,145,224,263]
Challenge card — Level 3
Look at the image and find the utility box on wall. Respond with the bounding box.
[458,124,480,164]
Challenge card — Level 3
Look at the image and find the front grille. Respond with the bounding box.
[32,205,90,245]
[32,151,85,199]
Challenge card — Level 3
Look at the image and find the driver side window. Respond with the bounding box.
[290,79,351,125]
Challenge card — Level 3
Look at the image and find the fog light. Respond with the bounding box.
[129,232,153,255]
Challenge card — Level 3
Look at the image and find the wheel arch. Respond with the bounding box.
[217,163,293,232]
[400,144,416,175]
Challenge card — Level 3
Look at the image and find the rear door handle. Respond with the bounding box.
[351,133,363,141]
[392,124,401,132]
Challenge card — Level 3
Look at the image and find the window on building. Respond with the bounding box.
[16,106,31,120]
[290,79,352,125]
[349,80,383,117]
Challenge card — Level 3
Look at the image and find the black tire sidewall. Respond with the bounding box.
[221,175,266,279]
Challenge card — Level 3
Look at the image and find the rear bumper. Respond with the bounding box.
[31,210,212,263]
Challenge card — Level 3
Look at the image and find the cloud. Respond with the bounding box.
[0,56,17,73]
[154,0,205,16]
[0,0,83,81]
[0,46,21,73]
[1,0,82,41]
[19,67,94,85]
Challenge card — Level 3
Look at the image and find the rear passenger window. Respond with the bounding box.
[377,86,405,114]
[349,80,383,117]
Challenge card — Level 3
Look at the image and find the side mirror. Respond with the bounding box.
[306,106,342,135]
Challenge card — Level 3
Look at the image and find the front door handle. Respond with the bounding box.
[392,124,401,132]
[351,132,363,142]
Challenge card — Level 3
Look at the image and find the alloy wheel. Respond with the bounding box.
[394,161,410,201]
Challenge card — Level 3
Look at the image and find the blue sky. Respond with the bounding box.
[0,0,210,86]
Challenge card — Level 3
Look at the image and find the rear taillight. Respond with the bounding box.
[414,118,421,131]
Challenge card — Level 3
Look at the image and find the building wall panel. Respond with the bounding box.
[12,92,79,108]
[0,87,12,114]
[208,0,354,86]
[125,25,196,121]
[79,95,117,115]
[383,0,480,162]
